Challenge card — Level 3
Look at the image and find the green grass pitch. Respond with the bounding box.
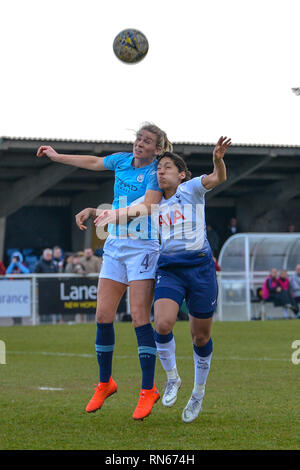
[0,320,299,450]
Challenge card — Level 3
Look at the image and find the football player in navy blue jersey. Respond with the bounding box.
[153,137,231,423]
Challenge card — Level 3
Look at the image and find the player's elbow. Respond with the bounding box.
[92,157,103,171]
[209,174,226,189]
[216,171,226,185]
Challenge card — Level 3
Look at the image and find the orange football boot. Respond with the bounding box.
[85,377,117,413]
[132,384,160,420]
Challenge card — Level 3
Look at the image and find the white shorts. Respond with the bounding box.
[99,236,160,285]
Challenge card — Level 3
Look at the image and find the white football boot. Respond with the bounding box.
[162,377,182,407]
[182,385,205,423]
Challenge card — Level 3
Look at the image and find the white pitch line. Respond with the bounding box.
[8,351,94,358]
[38,387,64,391]
[7,351,291,362]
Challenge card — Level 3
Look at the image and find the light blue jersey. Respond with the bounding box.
[157,175,212,267]
[99,152,161,282]
[103,152,162,239]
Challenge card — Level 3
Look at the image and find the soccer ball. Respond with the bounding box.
[113,29,149,64]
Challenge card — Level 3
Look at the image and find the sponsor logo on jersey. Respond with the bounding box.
[115,176,138,192]
[159,211,185,226]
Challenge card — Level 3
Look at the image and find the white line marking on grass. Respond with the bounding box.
[38,387,64,391]
[9,351,94,358]
[8,351,291,362]
[178,356,290,362]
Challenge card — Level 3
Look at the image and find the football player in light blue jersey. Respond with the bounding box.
[154,137,231,423]
[36,123,173,420]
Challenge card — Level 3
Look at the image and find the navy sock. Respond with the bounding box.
[95,322,115,383]
[154,330,173,344]
[135,323,157,390]
[193,337,213,357]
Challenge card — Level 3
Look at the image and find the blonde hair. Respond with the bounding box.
[137,122,173,155]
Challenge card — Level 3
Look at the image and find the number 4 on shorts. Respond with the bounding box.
[140,254,150,272]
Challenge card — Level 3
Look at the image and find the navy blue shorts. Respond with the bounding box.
[154,257,218,319]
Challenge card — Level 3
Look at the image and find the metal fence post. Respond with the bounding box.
[31,275,37,325]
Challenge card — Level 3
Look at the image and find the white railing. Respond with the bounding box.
[0,273,124,326]
[1,271,294,325]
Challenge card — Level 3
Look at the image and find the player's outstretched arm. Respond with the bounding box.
[36,145,108,171]
[202,136,231,190]
[75,207,98,231]
[94,190,162,227]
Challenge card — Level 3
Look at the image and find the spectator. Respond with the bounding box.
[63,252,75,273]
[79,248,102,274]
[64,252,86,274]
[206,224,220,256]
[225,217,240,239]
[0,260,6,275]
[34,248,58,273]
[277,269,299,316]
[6,251,30,274]
[210,250,221,272]
[53,246,64,272]
[262,268,280,304]
[262,268,298,318]
[289,264,300,316]
[287,224,296,233]
[213,254,221,272]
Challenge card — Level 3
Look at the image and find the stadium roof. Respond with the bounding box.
[0,136,300,220]
[3,135,300,148]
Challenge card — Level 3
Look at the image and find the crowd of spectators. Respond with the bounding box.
[0,217,299,303]
[0,246,103,276]
[63,248,102,274]
[261,267,300,318]
[1,216,298,327]
[0,217,236,278]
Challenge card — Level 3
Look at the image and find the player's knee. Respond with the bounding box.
[96,308,115,324]
[130,307,151,328]
[155,317,173,336]
[192,332,210,348]
[96,313,108,323]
